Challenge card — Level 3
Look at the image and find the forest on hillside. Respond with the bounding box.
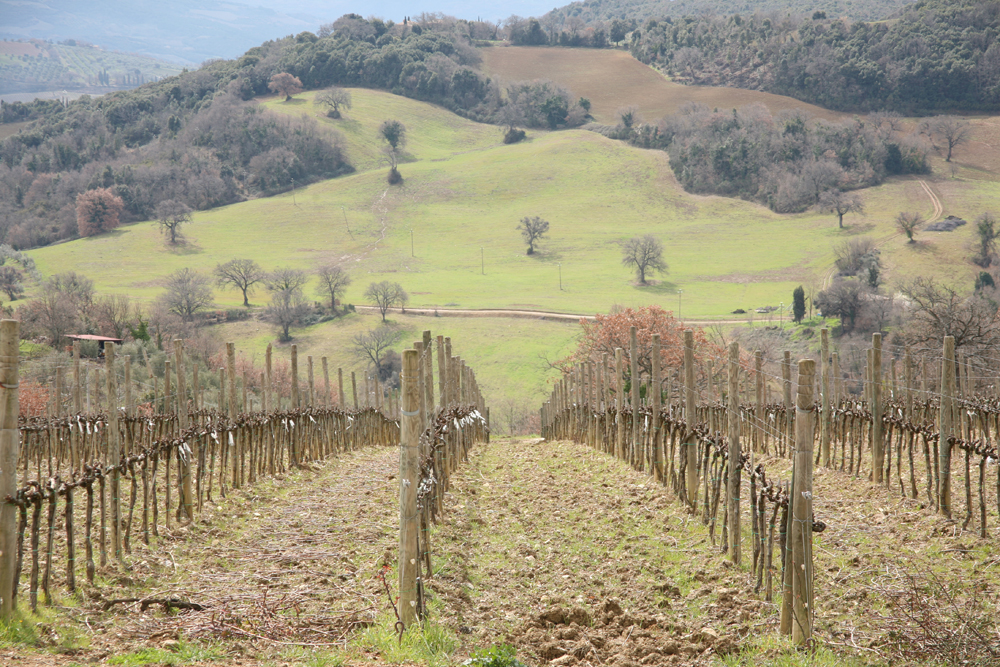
[547,0,912,24]
[630,0,1000,113]
[0,16,589,250]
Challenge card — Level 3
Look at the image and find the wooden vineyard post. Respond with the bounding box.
[787,359,816,645]
[265,344,273,411]
[291,345,299,409]
[684,330,698,507]
[351,372,358,410]
[436,336,446,411]
[630,327,640,467]
[727,341,741,563]
[782,352,792,458]
[615,348,624,458]
[106,342,122,561]
[939,335,956,518]
[338,368,345,409]
[0,320,19,617]
[322,358,331,406]
[821,329,831,467]
[227,343,239,485]
[73,341,82,412]
[175,340,192,521]
[754,350,763,456]
[872,333,884,484]
[651,334,662,483]
[423,331,434,419]
[398,349,420,627]
[414,342,426,430]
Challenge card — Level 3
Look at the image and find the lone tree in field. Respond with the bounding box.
[264,287,311,342]
[973,212,1000,267]
[76,187,124,237]
[160,268,213,321]
[927,115,972,162]
[792,285,806,323]
[620,234,667,284]
[379,119,407,183]
[517,216,549,255]
[316,87,352,118]
[316,264,351,313]
[818,189,865,228]
[895,211,923,243]
[214,258,266,306]
[352,325,403,375]
[365,280,408,322]
[155,199,192,245]
[268,72,303,101]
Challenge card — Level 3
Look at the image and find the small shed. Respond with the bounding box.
[65,334,123,357]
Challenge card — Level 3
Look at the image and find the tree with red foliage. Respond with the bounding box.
[269,72,303,101]
[561,305,716,382]
[76,187,124,237]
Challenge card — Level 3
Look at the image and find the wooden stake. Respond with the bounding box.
[652,334,662,482]
[0,320,19,618]
[398,349,420,627]
[107,342,122,561]
[790,359,816,645]
[265,344,273,412]
[630,327,640,467]
[939,336,955,518]
[174,340,192,521]
[821,329,831,467]
[727,341,741,563]
[291,345,299,409]
[322,357,331,406]
[872,333,884,483]
[684,330,698,506]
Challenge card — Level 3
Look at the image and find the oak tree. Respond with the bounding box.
[517,215,549,255]
[214,258,267,306]
[620,234,667,284]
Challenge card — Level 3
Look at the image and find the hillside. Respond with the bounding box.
[546,0,913,24]
[0,39,184,94]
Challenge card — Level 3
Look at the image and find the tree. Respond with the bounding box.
[93,294,138,339]
[620,234,667,284]
[266,267,308,294]
[561,305,712,381]
[818,190,865,228]
[792,285,806,323]
[814,279,866,333]
[895,211,923,243]
[928,115,971,162]
[609,18,630,45]
[517,215,549,255]
[973,212,999,267]
[316,264,351,313]
[76,187,124,237]
[316,87,352,118]
[379,119,407,182]
[155,199,192,245]
[160,268,213,321]
[364,280,408,322]
[268,72,303,101]
[0,265,24,301]
[901,276,1000,353]
[214,258,266,306]
[352,325,403,378]
[17,271,94,346]
[264,288,311,342]
[618,105,640,129]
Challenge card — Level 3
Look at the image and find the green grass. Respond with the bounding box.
[352,613,458,667]
[28,88,995,322]
[105,639,225,666]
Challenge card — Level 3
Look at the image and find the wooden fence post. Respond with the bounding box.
[227,343,238,485]
[939,335,955,518]
[615,348,624,458]
[322,357,331,406]
[423,331,434,418]
[872,333,884,484]
[821,329,830,467]
[175,340,192,521]
[106,342,122,561]
[783,351,792,457]
[728,341,741,563]
[265,344,273,411]
[684,330,698,506]
[630,327,640,467]
[652,334,662,482]
[789,359,816,644]
[291,345,299,409]
[307,356,315,407]
[0,320,19,618]
[73,340,82,413]
[399,349,420,627]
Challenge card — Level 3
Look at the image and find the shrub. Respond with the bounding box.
[503,128,526,144]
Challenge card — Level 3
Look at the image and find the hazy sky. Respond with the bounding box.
[254,1,560,22]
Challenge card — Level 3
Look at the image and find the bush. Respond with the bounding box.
[387,167,403,185]
[503,128,526,144]
[224,308,251,322]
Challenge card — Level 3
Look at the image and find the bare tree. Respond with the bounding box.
[266,267,308,294]
[901,276,1000,352]
[155,199,192,244]
[214,258,267,307]
[316,87,352,118]
[264,288,311,342]
[620,234,667,284]
[928,115,972,162]
[160,268,213,321]
[617,105,640,129]
[352,325,403,373]
[517,215,549,255]
[94,294,138,339]
[818,189,865,228]
[364,280,408,322]
[895,212,923,243]
[316,264,351,313]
